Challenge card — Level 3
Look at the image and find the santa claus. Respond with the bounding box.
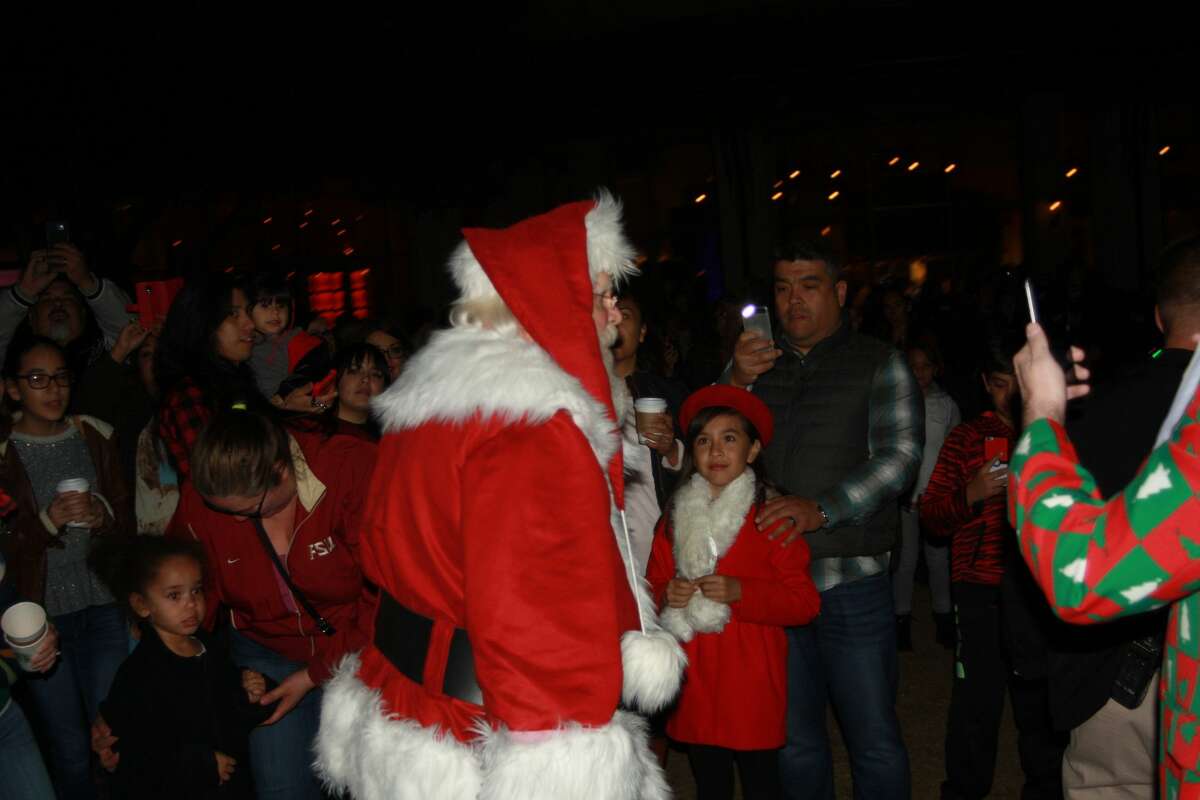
[315,191,686,799]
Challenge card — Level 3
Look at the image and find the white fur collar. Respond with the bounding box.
[670,469,756,580]
[659,470,756,643]
[372,326,618,467]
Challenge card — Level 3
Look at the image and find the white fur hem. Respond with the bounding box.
[315,654,671,800]
[315,654,483,800]
[477,709,670,800]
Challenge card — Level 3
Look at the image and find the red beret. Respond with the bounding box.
[678,385,774,447]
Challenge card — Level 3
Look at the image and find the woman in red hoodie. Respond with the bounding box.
[93,407,376,799]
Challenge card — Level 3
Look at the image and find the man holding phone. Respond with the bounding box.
[725,240,923,799]
[0,241,133,372]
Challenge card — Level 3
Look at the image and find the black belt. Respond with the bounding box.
[373,592,482,706]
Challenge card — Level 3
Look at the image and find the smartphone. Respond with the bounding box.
[45,221,70,247]
[984,437,1008,470]
[129,278,184,328]
[1023,278,1039,324]
[741,304,773,346]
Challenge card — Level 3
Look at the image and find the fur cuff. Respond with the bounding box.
[659,606,694,642]
[620,628,686,713]
[686,593,730,635]
[315,654,483,800]
[477,710,669,800]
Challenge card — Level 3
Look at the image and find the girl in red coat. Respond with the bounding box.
[647,385,821,800]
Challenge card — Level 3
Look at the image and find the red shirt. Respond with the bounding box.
[168,428,376,683]
[920,412,1016,586]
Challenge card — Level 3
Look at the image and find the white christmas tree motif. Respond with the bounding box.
[1059,557,1087,584]
[1042,494,1075,509]
[1120,580,1162,606]
[1135,463,1173,500]
[1181,602,1191,645]
[1015,432,1032,457]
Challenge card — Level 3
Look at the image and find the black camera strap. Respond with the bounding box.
[250,518,336,636]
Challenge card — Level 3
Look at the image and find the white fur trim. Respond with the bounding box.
[584,189,640,287]
[663,470,756,640]
[450,189,639,304]
[620,628,686,712]
[315,654,483,800]
[372,326,618,468]
[316,655,669,800]
[476,710,669,800]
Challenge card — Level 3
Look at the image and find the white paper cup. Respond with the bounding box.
[2,601,48,646]
[55,478,91,528]
[4,628,49,672]
[634,397,669,446]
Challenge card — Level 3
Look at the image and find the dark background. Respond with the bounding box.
[3,3,1198,358]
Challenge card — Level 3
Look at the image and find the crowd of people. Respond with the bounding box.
[1,190,1199,800]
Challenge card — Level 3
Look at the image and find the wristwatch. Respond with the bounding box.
[817,504,830,528]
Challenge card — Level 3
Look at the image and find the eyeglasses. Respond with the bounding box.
[593,291,619,310]
[16,371,73,389]
[201,487,270,520]
[381,345,407,359]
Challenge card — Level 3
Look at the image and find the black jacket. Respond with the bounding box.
[627,369,689,504]
[1046,348,1185,730]
[100,623,276,799]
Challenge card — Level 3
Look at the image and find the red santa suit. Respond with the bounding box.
[315,192,686,800]
[646,470,820,750]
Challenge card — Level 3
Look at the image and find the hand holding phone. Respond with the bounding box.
[1023,278,1080,384]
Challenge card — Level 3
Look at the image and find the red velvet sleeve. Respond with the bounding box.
[645,515,676,611]
[732,534,821,627]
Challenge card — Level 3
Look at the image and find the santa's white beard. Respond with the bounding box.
[599,324,631,424]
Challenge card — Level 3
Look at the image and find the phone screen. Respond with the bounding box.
[741,304,773,345]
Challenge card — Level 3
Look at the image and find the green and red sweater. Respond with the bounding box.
[1010,390,1200,799]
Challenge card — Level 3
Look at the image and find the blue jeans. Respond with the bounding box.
[781,573,910,800]
[0,699,56,800]
[24,603,128,800]
[230,630,323,800]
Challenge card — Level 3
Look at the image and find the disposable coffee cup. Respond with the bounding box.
[634,398,669,446]
[2,601,48,670]
[55,478,91,528]
[4,629,49,671]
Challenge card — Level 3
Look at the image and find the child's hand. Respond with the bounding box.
[242,669,266,703]
[666,578,697,608]
[696,575,742,605]
[215,751,237,784]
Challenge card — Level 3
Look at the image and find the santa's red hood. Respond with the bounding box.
[459,195,636,506]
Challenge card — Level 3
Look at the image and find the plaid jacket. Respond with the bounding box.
[1010,390,1200,798]
[157,377,210,480]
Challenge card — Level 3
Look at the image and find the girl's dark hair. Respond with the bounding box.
[91,536,206,618]
[306,342,389,440]
[249,270,293,305]
[979,331,1019,376]
[191,408,294,498]
[154,271,266,414]
[2,336,69,380]
[907,334,945,375]
[669,405,777,510]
